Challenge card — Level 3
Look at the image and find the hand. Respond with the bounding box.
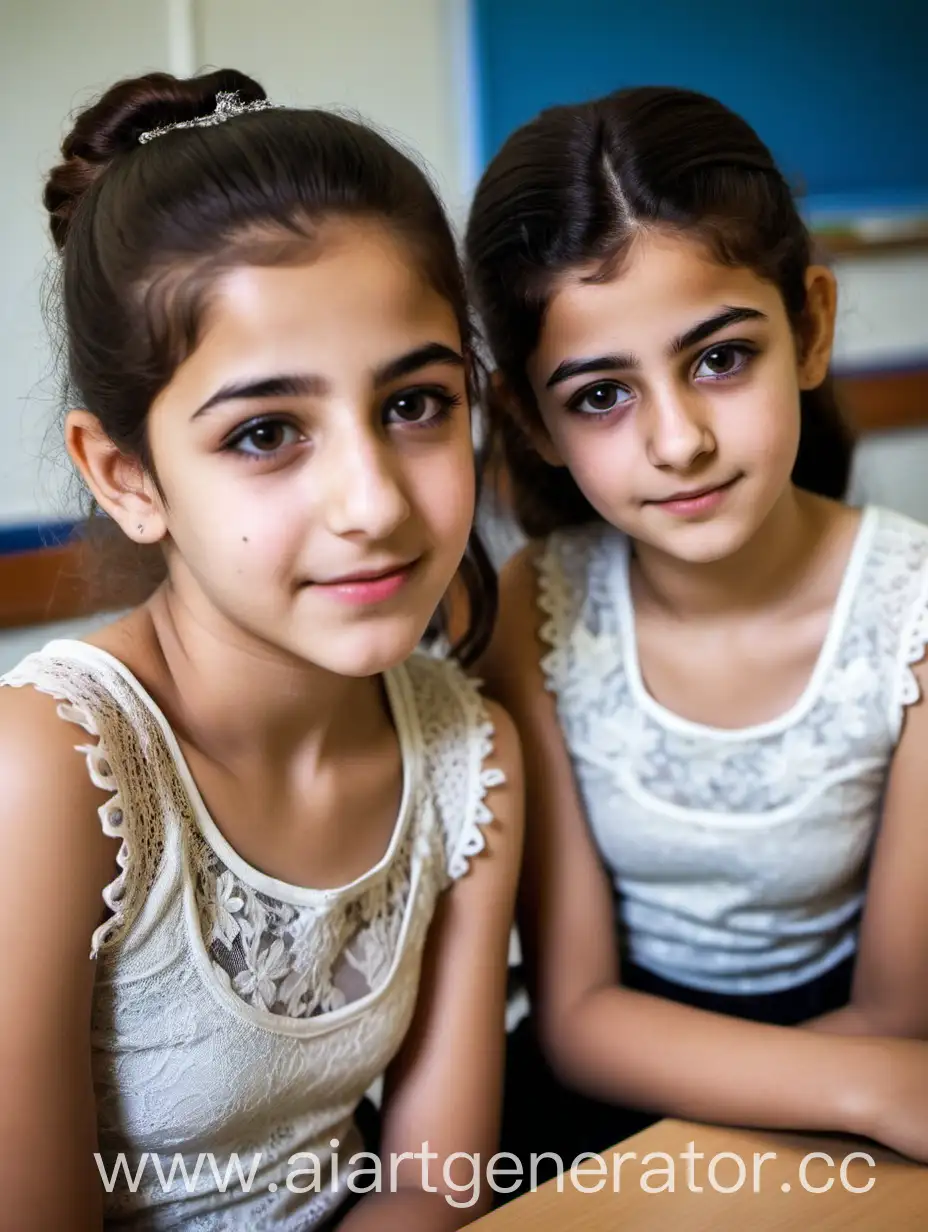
[849,1037,928,1162]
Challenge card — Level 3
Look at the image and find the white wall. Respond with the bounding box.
[1,0,174,522]
[832,251,928,370]
[834,251,928,520]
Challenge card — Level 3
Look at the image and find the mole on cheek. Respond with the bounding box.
[242,536,249,543]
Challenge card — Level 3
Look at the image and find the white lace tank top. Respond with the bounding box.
[536,505,928,995]
[1,639,504,1230]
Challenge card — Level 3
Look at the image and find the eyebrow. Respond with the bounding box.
[193,342,465,417]
[375,341,465,385]
[544,306,767,389]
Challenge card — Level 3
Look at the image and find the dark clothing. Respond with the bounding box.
[497,955,855,1202]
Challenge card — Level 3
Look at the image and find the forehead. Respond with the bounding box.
[186,219,460,377]
[536,230,783,363]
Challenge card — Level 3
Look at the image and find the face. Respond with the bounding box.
[110,219,474,677]
[526,229,834,563]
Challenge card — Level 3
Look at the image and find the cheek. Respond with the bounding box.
[409,441,476,543]
[556,423,638,499]
[720,383,801,470]
[167,465,307,574]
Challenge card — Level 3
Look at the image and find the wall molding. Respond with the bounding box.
[166,0,199,76]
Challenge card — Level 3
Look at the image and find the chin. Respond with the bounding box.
[298,616,431,679]
[641,515,757,565]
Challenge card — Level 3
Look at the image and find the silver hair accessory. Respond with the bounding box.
[138,90,276,145]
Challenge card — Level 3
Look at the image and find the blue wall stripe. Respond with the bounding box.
[0,520,81,556]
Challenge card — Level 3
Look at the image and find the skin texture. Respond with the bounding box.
[0,218,523,1231]
[479,228,928,1163]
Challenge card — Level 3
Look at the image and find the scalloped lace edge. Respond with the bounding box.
[894,560,928,722]
[2,670,130,959]
[446,671,506,882]
[534,538,574,695]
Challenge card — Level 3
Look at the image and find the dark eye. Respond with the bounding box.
[694,344,754,380]
[383,389,457,427]
[569,381,632,416]
[227,419,301,457]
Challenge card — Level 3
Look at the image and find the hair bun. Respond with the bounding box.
[43,68,266,250]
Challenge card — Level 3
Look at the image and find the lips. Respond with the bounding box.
[303,558,420,606]
[645,476,741,517]
[653,478,735,504]
[313,560,418,587]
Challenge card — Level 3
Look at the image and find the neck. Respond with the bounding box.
[631,485,826,619]
[142,585,384,770]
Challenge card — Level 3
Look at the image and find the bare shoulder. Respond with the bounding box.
[0,682,102,800]
[0,682,118,911]
[2,679,77,765]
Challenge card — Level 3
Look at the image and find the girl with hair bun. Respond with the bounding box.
[0,68,522,1230]
[466,85,928,1190]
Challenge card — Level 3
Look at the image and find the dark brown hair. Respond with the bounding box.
[45,68,495,663]
[464,86,854,538]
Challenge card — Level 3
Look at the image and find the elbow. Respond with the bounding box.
[534,997,577,1074]
[535,1020,575,1088]
[535,986,608,1089]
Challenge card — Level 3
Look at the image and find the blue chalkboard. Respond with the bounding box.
[472,0,928,217]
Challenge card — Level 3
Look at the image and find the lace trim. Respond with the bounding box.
[448,672,506,881]
[1,670,131,958]
[535,537,576,696]
[893,555,928,726]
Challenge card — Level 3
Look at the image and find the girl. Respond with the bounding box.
[0,70,523,1231]
[464,85,928,1184]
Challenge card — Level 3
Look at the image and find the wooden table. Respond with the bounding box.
[467,1118,927,1230]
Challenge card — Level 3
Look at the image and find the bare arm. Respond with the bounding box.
[806,658,928,1038]
[338,701,524,1230]
[0,686,120,1232]
[476,547,928,1158]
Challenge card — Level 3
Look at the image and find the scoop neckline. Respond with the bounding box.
[613,504,878,742]
[39,638,418,905]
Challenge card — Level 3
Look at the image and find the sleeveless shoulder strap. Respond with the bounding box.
[866,508,928,735]
[399,654,504,884]
[1,640,174,956]
[535,525,624,697]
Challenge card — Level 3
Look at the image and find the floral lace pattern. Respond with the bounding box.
[193,825,416,1018]
[538,509,928,817]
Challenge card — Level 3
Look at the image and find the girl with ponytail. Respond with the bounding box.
[466,85,928,1189]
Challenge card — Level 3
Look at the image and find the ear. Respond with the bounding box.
[797,265,838,390]
[490,370,564,467]
[65,411,167,544]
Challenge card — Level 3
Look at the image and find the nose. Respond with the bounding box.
[643,384,715,471]
[323,427,411,541]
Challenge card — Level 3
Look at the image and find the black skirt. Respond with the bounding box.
[497,954,855,1203]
